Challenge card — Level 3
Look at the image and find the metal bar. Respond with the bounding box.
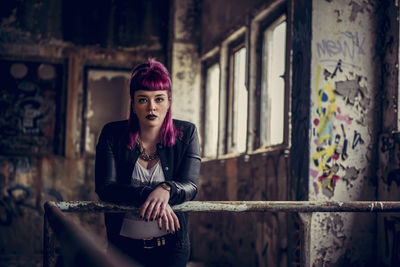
[43,201,141,267]
[43,210,56,267]
[53,200,400,213]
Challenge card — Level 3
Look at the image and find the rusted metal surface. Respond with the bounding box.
[53,200,400,213]
[45,200,400,267]
[43,213,57,267]
[43,202,141,267]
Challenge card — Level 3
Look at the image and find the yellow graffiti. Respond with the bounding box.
[316,66,337,145]
[317,172,335,190]
[311,144,337,171]
[313,66,340,192]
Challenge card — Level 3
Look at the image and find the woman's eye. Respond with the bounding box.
[155,98,164,103]
[138,98,147,103]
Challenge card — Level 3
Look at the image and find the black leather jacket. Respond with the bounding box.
[95,119,201,244]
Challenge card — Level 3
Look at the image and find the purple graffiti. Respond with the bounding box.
[310,168,319,178]
[317,31,366,60]
[336,114,352,125]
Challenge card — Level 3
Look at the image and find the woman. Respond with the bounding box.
[95,59,201,266]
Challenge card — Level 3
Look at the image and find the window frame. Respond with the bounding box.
[81,65,132,157]
[199,4,290,159]
[226,37,248,154]
[253,7,290,152]
[201,53,221,159]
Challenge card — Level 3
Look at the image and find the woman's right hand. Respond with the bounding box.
[157,204,180,234]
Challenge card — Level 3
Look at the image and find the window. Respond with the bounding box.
[83,68,131,155]
[200,10,288,158]
[228,44,248,153]
[260,16,287,147]
[203,62,220,157]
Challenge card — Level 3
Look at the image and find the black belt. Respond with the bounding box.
[124,234,176,249]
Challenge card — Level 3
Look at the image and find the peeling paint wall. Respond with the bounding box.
[376,0,400,266]
[200,0,273,54]
[0,1,170,266]
[310,0,379,265]
[191,151,289,266]
[189,1,291,265]
[170,0,201,128]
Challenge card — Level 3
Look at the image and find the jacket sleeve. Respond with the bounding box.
[95,124,153,205]
[165,125,201,205]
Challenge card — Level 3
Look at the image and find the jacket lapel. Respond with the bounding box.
[157,144,172,181]
[122,145,139,184]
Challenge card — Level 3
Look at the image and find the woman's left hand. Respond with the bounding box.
[140,185,170,221]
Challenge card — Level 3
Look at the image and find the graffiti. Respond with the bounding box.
[380,132,400,159]
[352,130,364,149]
[311,64,369,197]
[387,169,400,187]
[383,216,400,265]
[379,133,400,188]
[0,184,63,226]
[316,31,365,60]
[381,135,396,153]
[311,66,348,196]
[349,1,372,22]
[0,60,62,155]
[1,81,52,134]
[341,139,348,160]
[323,59,343,80]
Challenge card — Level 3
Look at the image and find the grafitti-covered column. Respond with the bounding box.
[170,0,201,129]
[310,0,379,265]
[376,1,400,266]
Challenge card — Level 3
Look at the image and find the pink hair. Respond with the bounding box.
[127,59,181,149]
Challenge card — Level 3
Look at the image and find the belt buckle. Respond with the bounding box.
[143,237,166,249]
[143,237,155,249]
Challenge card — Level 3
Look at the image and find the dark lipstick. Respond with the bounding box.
[146,114,157,120]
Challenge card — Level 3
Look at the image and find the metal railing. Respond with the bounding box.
[43,201,141,267]
[44,200,400,267]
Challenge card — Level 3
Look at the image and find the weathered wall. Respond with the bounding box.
[191,151,289,266]
[376,0,400,266]
[190,1,290,266]
[170,0,202,128]
[289,1,312,266]
[0,1,170,266]
[0,156,99,265]
[200,0,273,54]
[309,0,379,265]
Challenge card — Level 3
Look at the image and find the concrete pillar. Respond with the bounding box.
[309,0,379,265]
[170,0,201,130]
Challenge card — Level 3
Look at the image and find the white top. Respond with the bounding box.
[119,160,169,239]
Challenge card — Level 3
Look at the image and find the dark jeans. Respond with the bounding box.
[110,234,190,267]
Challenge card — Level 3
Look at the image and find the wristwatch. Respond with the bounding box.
[160,182,171,192]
